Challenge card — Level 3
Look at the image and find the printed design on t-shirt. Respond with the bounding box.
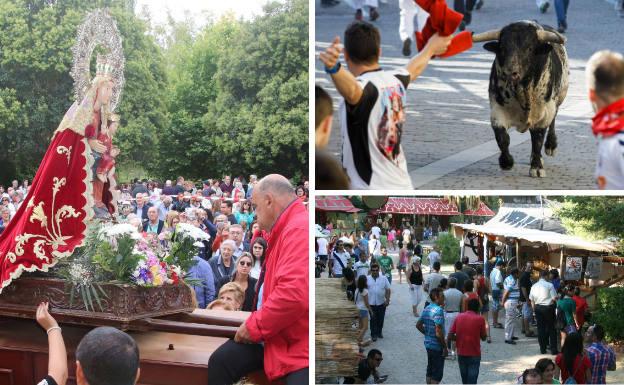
[376,85,406,163]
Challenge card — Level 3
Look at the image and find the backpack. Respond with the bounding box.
[563,356,582,384]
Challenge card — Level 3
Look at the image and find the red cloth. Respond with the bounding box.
[449,310,486,357]
[0,129,91,292]
[592,97,624,138]
[573,295,588,328]
[414,0,473,58]
[556,353,591,384]
[245,199,309,380]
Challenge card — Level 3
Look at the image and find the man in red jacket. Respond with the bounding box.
[208,174,309,385]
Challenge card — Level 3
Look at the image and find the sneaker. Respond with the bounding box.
[540,2,549,13]
[402,38,412,56]
[505,340,517,345]
[370,7,380,21]
[355,9,363,20]
[557,25,566,33]
[475,0,484,10]
[512,336,519,340]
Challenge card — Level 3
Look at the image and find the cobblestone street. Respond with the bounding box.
[316,0,624,189]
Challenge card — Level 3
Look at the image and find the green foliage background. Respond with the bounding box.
[435,233,460,264]
[0,0,308,183]
[593,286,624,342]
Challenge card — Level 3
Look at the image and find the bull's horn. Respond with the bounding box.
[536,30,566,44]
[471,30,501,43]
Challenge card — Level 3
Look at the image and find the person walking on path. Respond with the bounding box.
[490,260,505,329]
[530,270,559,354]
[555,332,591,384]
[474,266,492,343]
[443,277,463,359]
[407,256,424,317]
[427,247,441,273]
[557,284,579,349]
[424,261,446,308]
[397,246,409,283]
[329,239,350,278]
[353,251,371,279]
[377,247,394,284]
[355,275,374,347]
[450,261,470,294]
[448,298,487,384]
[398,0,429,56]
[584,324,617,384]
[572,286,588,332]
[417,288,448,384]
[519,261,537,337]
[367,262,391,341]
[502,268,521,345]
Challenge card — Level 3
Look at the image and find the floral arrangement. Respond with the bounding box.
[56,221,209,311]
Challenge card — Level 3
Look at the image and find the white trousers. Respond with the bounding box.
[399,0,429,42]
[504,300,519,340]
[409,284,424,306]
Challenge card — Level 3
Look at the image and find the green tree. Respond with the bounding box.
[556,196,624,244]
[0,0,168,183]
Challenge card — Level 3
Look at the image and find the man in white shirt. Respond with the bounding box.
[319,21,451,189]
[402,227,411,248]
[371,225,382,240]
[369,234,381,258]
[329,240,350,278]
[529,270,558,354]
[316,236,329,265]
[367,263,391,341]
[424,261,446,306]
[489,260,505,328]
[427,247,440,273]
[353,252,371,278]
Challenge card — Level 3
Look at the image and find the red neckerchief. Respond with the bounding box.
[592,98,624,138]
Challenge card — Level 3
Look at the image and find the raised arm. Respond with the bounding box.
[319,36,363,105]
[405,33,453,82]
[36,302,68,385]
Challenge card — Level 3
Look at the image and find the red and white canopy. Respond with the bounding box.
[463,202,496,217]
[376,197,460,215]
[315,196,361,212]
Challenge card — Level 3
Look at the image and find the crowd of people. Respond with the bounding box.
[32,174,309,385]
[318,223,618,384]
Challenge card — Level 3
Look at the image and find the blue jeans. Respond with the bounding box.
[458,355,481,384]
[554,0,569,27]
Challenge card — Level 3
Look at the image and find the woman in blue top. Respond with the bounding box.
[234,199,255,226]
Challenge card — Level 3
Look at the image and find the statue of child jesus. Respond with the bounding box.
[95,113,120,183]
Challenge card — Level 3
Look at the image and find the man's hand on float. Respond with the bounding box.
[234,322,254,344]
[319,36,342,69]
[36,302,58,331]
[88,139,106,153]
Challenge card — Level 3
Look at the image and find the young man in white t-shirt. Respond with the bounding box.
[586,50,624,189]
[319,21,452,189]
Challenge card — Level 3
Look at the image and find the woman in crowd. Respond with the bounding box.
[295,185,307,203]
[461,279,481,312]
[535,358,561,384]
[250,237,267,279]
[216,252,257,311]
[406,256,424,317]
[474,266,492,343]
[555,332,591,384]
[397,246,408,284]
[209,239,237,283]
[557,284,579,348]
[235,199,255,226]
[387,228,396,251]
[217,282,245,311]
[354,274,373,347]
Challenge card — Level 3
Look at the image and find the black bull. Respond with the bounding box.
[473,21,569,177]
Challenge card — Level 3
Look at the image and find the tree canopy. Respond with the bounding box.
[556,196,624,243]
[0,0,308,184]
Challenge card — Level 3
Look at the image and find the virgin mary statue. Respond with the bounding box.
[0,10,124,293]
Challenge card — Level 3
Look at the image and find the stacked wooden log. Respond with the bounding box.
[315,278,359,383]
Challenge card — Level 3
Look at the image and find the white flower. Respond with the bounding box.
[193,241,205,247]
[100,223,140,239]
[176,223,211,242]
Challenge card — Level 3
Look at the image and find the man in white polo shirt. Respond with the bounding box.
[367,262,391,341]
[529,270,559,354]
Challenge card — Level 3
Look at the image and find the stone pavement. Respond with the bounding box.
[315,0,624,189]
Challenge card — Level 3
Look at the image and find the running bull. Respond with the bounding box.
[473,21,569,177]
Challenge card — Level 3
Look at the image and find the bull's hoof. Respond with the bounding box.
[529,168,547,178]
[545,148,557,156]
[499,153,514,170]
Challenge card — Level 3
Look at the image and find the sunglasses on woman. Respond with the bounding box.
[239,261,252,267]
